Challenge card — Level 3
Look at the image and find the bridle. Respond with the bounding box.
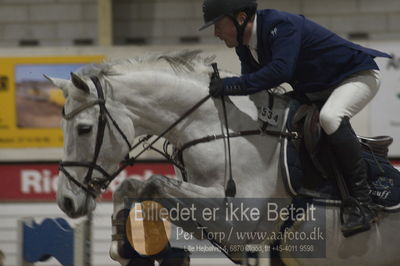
[60,76,135,198]
[60,73,298,199]
[60,75,214,198]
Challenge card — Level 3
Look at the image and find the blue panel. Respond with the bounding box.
[23,218,74,266]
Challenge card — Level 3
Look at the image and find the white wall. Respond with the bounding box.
[0,0,399,47]
[115,0,400,44]
[120,0,400,43]
[0,0,97,47]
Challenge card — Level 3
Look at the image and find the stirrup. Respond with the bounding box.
[340,197,373,237]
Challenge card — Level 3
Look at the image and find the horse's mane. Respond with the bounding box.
[75,50,216,78]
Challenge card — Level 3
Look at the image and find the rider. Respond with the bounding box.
[200,0,392,235]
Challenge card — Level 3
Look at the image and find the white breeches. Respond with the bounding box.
[306,70,381,135]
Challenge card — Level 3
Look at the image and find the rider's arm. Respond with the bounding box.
[235,47,253,75]
[222,19,302,95]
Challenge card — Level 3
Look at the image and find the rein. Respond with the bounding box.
[60,71,298,199]
[59,76,214,198]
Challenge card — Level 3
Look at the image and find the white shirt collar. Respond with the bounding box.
[248,14,257,50]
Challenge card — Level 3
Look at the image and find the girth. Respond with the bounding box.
[173,128,299,182]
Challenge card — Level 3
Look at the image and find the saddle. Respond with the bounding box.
[281,99,400,210]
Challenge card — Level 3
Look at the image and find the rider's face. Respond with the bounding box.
[214,16,238,48]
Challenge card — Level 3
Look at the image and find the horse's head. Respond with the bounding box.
[46,73,135,218]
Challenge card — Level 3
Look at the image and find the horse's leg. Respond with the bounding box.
[109,177,202,266]
[141,175,276,266]
[139,174,230,236]
[140,174,225,198]
[157,247,191,266]
[110,175,266,266]
[135,174,227,235]
[137,175,227,265]
[109,178,156,266]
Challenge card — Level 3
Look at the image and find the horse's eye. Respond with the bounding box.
[77,124,92,135]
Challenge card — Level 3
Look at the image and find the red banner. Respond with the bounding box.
[392,161,400,171]
[0,162,175,202]
[1,161,399,202]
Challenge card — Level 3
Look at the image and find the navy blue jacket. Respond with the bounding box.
[226,9,391,94]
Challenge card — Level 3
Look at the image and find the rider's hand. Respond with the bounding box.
[209,77,225,97]
[210,71,219,81]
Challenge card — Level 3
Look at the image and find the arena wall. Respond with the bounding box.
[0,0,399,47]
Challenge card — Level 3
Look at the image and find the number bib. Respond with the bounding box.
[258,106,279,127]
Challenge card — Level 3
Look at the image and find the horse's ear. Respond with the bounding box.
[43,74,69,97]
[70,72,90,94]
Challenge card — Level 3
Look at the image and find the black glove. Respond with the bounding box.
[210,71,219,81]
[209,77,225,97]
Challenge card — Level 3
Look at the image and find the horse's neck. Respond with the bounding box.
[108,71,289,198]
[108,71,220,146]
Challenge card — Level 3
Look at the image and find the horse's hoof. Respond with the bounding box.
[159,247,191,266]
[127,258,155,266]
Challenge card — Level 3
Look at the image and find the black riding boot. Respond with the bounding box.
[327,117,378,236]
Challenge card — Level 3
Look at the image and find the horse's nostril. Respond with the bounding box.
[63,197,74,212]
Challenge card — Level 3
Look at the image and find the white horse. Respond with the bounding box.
[48,50,400,266]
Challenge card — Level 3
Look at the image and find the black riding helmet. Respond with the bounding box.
[199,0,257,46]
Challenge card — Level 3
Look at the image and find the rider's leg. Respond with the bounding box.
[319,70,381,233]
